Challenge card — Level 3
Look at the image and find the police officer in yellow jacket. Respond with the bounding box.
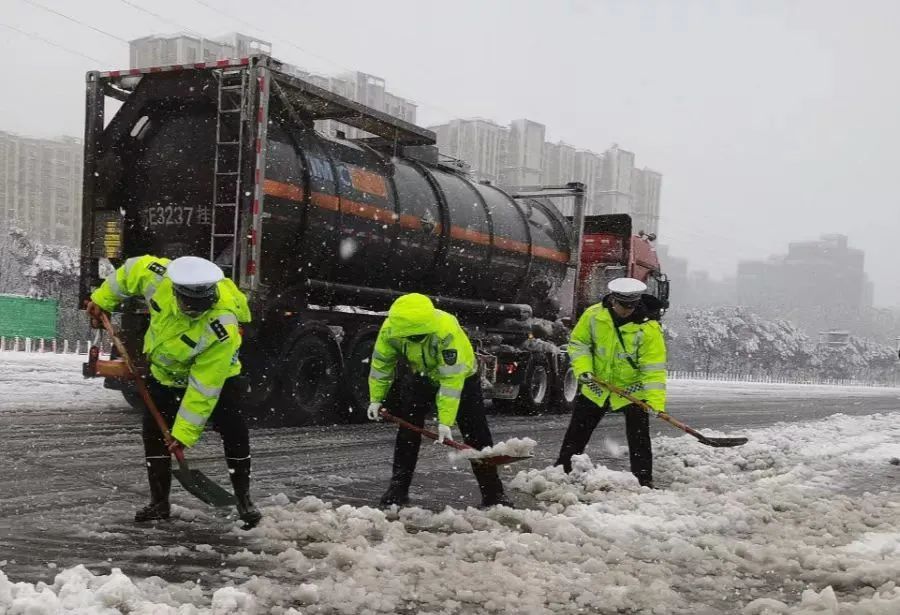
[555,277,667,488]
[367,293,510,508]
[86,255,261,527]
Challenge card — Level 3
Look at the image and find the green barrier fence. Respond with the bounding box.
[0,295,59,339]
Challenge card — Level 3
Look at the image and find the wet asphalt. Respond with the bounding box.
[1,384,898,585]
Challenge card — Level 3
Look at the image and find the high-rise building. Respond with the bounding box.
[737,234,871,333]
[385,91,417,126]
[430,118,505,183]
[630,167,662,236]
[596,144,634,216]
[430,118,662,231]
[129,32,273,67]
[309,71,416,139]
[542,141,576,186]
[499,119,545,188]
[541,141,577,214]
[655,245,736,307]
[0,131,83,248]
[574,149,603,215]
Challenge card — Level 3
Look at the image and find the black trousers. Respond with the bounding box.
[555,394,652,484]
[142,375,250,460]
[384,371,493,484]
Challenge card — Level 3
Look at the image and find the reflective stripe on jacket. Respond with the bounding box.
[368,309,476,426]
[568,304,667,412]
[90,255,251,446]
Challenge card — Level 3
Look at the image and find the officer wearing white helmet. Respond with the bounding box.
[86,254,260,528]
[170,256,224,315]
[554,277,667,488]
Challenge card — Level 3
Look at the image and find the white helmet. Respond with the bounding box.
[607,277,647,306]
[168,256,223,315]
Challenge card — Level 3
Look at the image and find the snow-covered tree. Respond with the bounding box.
[668,306,897,382]
[809,335,898,381]
[672,307,812,374]
[0,228,85,340]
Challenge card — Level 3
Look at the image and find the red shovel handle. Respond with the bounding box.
[379,409,472,452]
[99,313,186,464]
[379,409,532,466]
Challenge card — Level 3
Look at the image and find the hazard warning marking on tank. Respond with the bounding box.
[347,165,388,198]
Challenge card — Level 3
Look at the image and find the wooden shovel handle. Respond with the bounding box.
[379,409,472,451]
[588,376,697,435]
[99,313,186,465]
[585,375,748,447]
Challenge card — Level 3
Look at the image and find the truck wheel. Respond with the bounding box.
[518,359,550,415]
[341,326,380,424]
[274,328,343,425]
[494,358,550,415]
[551,366,578,414]
[121,387,145,412]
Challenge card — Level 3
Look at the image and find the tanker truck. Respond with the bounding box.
[79,55,668,423]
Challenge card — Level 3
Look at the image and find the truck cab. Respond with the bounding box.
[487,211,668,415]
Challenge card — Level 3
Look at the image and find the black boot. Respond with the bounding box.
[227,457,262,529]
[637,476,655,489]
[473,464,512,508]
[135,457,172,522]
[625,405,653,490]
[379,472,412,508]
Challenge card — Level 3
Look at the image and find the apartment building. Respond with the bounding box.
[0,131,83,248]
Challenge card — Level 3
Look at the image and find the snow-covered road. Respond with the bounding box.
[1,352,899,614]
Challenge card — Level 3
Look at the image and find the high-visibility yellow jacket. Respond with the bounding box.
[90,255,251,447]
[368,296,476,426]
[568,304,667,412]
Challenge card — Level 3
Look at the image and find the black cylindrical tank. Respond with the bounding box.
[260,123,572,315]
[101,71,572,318]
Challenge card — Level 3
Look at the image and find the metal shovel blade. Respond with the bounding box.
[172,465,236,508]
[473,454,533,467]
[696,435,749,448]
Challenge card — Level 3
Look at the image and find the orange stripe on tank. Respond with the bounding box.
[263,179,304,202]
[310,192,340,211]
[533,245,569,263]
[265,183,569,263]
[343,200,394,223]
[448,226,492,247]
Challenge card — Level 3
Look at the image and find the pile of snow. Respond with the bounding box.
[2,401,899,613]
[449,436,537,462]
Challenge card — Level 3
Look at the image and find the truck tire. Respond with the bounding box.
[341,326,380,424]
[494,357,550,415]
[551,365,578,415]
[273,326,343,426]
[121,387,145,412]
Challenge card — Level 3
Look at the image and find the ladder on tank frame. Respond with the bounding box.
[210,67,248,279]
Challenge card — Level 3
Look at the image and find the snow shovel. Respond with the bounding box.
[99,314,236,507]
[379,409,531,466]
[583,374,748,448]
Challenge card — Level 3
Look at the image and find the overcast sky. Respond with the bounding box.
[4,0,899,305]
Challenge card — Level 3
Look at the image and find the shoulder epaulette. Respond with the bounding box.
[209,318,230,342]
